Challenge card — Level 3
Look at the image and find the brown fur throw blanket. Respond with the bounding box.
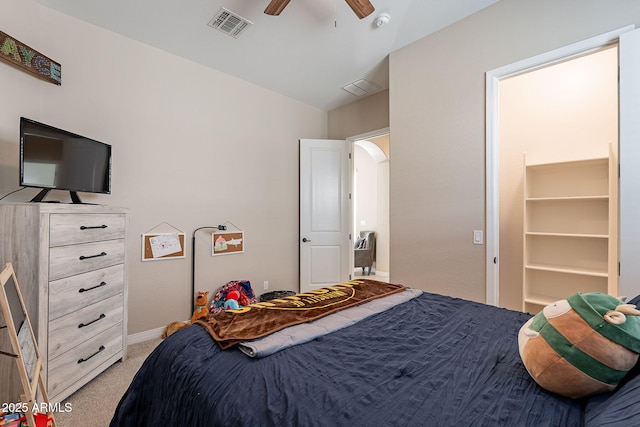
[196,279,405,349]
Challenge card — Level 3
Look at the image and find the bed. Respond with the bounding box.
[110,281,640,426]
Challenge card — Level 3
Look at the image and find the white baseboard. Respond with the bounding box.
[128,319,192,345]
[352,269,389,278]
[127,326,165,345]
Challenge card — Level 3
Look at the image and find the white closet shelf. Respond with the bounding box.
[525,263,608,277]
[525,232,609,239]
[522,145,617,313]
[525,195,609,201]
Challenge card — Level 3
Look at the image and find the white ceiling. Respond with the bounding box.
[35,0,499,110]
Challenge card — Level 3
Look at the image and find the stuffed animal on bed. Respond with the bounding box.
[518,292,640,398]
[162,321,188,339]
[223,290,241,311]
[162,291,211,339]
[191,291,210,323]
[210,280,257,314]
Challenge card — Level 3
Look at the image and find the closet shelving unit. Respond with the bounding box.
[522,145,617,314]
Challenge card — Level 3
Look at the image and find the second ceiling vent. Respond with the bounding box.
[208,7,253,39]
[341,78,381,97]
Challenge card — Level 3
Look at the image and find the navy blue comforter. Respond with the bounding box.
[110,292,585,426]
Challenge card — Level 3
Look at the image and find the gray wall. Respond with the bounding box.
[0,0,327,334]
[389,0,640,302]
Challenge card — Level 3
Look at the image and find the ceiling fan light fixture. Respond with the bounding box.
[264,0,374,19]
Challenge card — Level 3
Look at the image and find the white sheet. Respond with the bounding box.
[238,288,423,358]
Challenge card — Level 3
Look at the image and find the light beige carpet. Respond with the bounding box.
[53,338,161,427]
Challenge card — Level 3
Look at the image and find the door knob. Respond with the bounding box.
[302,237,311,242]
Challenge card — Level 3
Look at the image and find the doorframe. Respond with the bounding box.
[484,26,634,306]
[348,127,390,279]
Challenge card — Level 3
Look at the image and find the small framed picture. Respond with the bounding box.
[142,233,186,261]
[212,230,244,256]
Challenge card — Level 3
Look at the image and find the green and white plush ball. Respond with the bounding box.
[518,292,640,398]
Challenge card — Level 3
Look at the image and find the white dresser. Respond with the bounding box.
[0,202,128,403]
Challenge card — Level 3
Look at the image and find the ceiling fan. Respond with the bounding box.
[264,0,375,19]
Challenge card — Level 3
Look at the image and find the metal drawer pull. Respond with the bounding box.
[80,225,108,230]
[77,345,105,364]
[78,313,106,328]
[79,281,107,293]
[79,251,107,260]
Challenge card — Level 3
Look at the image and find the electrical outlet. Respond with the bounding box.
[263,280,269,290]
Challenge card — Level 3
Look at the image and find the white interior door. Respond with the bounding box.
[618,28,640,300]
[299,139,351,293]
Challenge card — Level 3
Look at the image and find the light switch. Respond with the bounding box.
[473,230,483,245]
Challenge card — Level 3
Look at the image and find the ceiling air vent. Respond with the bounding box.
[208,7,253,39]
[341,78,381,96]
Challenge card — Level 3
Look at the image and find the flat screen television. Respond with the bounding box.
[20,117,111,203]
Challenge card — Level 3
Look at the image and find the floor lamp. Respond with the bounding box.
[191,225,225,314]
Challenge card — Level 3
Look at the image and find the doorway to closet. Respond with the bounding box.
[497,45,618,311]
[485,26,640,311]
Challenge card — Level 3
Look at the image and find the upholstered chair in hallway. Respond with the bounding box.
[354,230,376,275]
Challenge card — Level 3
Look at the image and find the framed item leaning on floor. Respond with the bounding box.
[0,262,56,426]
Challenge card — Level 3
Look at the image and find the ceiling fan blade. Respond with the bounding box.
[345,0,375,19]
[264,0,292,16]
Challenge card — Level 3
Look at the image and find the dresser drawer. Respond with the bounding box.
[49,214,126,247]
[49,264,124,319]
[47,324,122,398]
[49,239,125,281]
[48,294,123,360]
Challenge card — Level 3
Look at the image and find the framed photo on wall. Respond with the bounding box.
[142,232,186,261]
[212,230,244,256]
